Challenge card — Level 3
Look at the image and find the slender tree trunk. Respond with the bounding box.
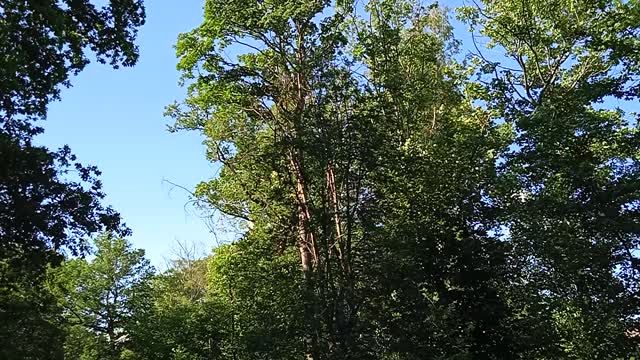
[326,162,350,275]
[288,149,321,360]
[289,150,318,272]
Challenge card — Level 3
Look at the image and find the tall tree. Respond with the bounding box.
[0,1,145,357]
[460,0,640,357]
[169,0,516,358]
[166,0,356,356]
[0,0,147,261]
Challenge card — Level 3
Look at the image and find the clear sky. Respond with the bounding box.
[38,0,216,268]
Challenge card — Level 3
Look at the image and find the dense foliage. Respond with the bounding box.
[0,0,145,358]
[50,233,154,359]
[0,0,145,124]
[2,0,640,359]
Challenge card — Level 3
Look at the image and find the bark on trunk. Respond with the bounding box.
[289,150,318,271]
[288,148,320,360]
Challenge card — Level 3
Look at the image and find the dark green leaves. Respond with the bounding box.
[0,0,145,122]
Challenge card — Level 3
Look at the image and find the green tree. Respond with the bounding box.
[128,235,303,360]
[51,233,154,359]
[0,134,126,359]
[205,237,305,359]
[127,246,226,360]
[169,0,515,358]
[344,2,517,358]
[166,0,358,356]
[460,0,640,357]
[0,1,146,357]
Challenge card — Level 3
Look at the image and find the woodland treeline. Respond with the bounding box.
[1,0,640,359]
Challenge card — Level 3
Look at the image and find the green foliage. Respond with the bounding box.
[0,0,145,123]
[0,1,146,358]
[207,233,305,359]
[459,0,640,357]
[50,233,154,359]
[127,256,225,360]
[128,230,303,360]
[4,0,640,358]
[164,0,640,358]
[0,261,65,359]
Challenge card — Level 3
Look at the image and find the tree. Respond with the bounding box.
[0,1,146,357]
[0,133,126,359]
[168,0,517,358]
[166,0,358,356]
[50,233,154,359]
[0,0,144,261]
[460,0,640,357]
[127,243,227,360]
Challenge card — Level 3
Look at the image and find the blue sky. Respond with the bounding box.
[39,0,216,267]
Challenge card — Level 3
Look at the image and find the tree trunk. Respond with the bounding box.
[288,149,320,360]
[326,162,350,275]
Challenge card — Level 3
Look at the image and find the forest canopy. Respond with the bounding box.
[1,0,639,359]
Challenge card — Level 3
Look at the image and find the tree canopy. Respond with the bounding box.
[3,0,640,359]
